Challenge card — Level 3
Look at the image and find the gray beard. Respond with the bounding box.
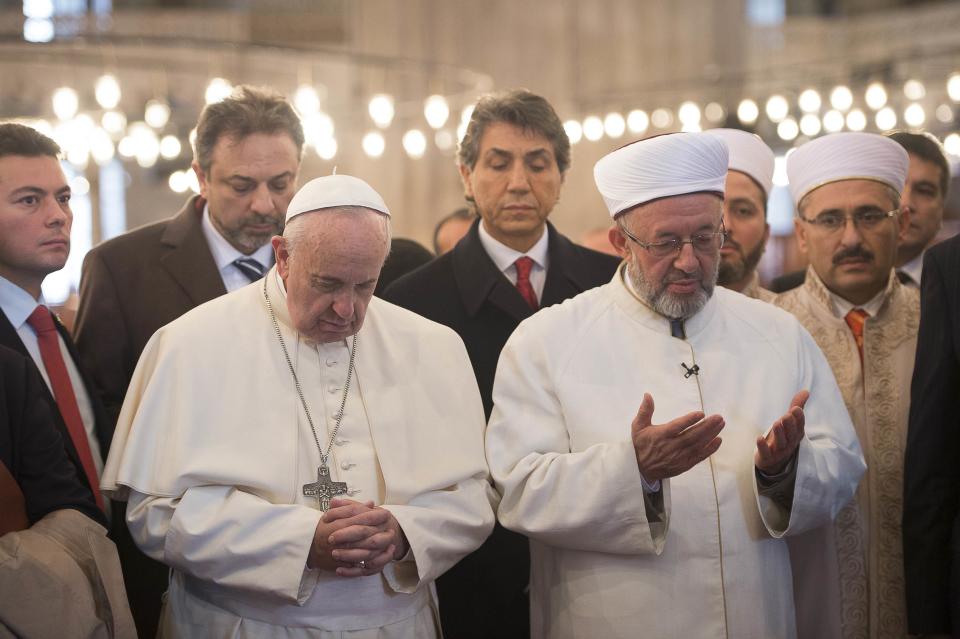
[627,259,718,319]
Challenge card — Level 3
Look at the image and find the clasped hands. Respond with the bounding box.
[631,390,809,482]
[307,499,408,577]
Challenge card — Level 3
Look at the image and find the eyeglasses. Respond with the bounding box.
[798,209,897,233]
[617,221,727,259]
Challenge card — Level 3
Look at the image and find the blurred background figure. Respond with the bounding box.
[434,207,476,255]
[888,131,951,288]
[579,225,619,256]
[704,127,776,301]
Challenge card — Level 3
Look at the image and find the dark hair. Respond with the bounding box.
[0,122,61,159]
[432,207,476,253]
[458,89,570,174]
[193,85,304,173]
[887,131,950,198]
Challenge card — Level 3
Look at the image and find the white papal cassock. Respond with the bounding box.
[102,268,496,638]
[486,266,866,639]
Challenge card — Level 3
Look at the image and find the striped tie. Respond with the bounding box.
[234,257,265,282]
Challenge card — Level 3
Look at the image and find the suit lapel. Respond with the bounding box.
[540,223,594,306]
[0,311,28,359]
[451,221,534,322]
[0,309,90,491]
[159,197,227,306]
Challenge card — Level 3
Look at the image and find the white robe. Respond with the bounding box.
[101,268,496,637]
[485,268,866,639]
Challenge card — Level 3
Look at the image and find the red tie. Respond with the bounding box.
[844,308,869,364]
[26,305,105,511]
[514,257,539,310]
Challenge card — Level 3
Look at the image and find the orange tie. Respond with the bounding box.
[514,257,539,310]
[844,308,869,363]
[26,305,105,512]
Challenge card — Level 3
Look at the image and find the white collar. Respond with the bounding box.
[898,251,924,287]
[829,286,886,319]
[201,203,274,270]
[0,275,44,329]
[477,221,549,273]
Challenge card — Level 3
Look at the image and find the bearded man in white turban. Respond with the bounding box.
[485,133,866,639]
[703,128,776,301]
[102,175,496,638]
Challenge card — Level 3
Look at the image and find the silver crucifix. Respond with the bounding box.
[303,464,348,511]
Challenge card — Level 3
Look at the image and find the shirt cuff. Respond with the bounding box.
[639,471,662,494]
[756,453,798,484]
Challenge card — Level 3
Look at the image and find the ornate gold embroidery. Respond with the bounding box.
[774,267,918,639]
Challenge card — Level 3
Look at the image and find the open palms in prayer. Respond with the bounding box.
[755,390,809,475]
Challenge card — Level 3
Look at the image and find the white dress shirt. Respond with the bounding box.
[0,276,102,475]
[897,252,923,289]
[828,285,887,319]
[477,221,549,301]
[201,204,275,293]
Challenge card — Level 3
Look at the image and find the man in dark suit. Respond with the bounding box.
[383,89,620,638]
[73,85,303,636]
[75,85,304,426]
[0,343,104,529]
[0,344,138,637]
[903,231,960,638]
[0,122,112,516]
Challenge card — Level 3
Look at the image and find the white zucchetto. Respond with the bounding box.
[786,132,909,206]
[594,133,729,218]
[703,128,775,198]
[285,174,391,223]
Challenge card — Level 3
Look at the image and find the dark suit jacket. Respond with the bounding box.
[382,219,621,639]
[74,195,225,426]
[375,238,434,296]
[903,232,960,636]
[0,306,113,499]
[769,268,806,293]
[74,195,223,638]
[0,345,104,527]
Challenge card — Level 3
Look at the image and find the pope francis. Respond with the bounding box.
[102,175,496,638]
[485,133,866,639]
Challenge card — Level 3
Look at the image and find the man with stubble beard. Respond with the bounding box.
[704,128,776,301]
[73,84,304,637]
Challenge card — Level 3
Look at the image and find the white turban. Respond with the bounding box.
[286,174,391,223]
[703,128,775,197]
[786,132,909,206]
[593,133,729,218]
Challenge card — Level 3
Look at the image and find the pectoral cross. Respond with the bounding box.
[303,464,348,511]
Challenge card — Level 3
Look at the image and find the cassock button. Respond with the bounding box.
[335,438,349,446]
[329,387,341,394]
[326,359,337,367]
[340,461,355,470]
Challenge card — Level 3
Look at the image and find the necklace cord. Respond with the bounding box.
[263,278,357,467]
